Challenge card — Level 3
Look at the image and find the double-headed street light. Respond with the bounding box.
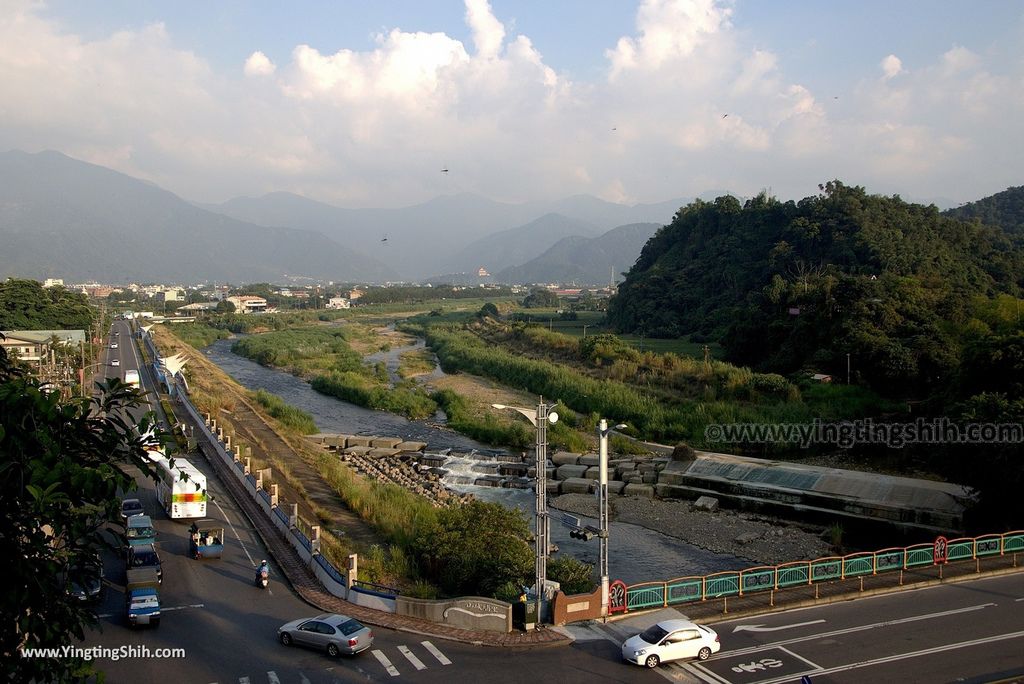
[596,419,626,617]
[492,400,559,623]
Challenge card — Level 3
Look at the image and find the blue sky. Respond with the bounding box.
[5,0,1022,207]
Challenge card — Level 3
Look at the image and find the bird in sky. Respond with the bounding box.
[611,126,617,131]
[722,113,729,119]
[381,234,388,242]
[441,167,449,174]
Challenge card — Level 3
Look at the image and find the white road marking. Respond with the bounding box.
[238,678,250,684]
[372,650,400,677]
[298,673,311,684]
[755,629,1024,684]
[725,602,996,656]
[421,640,452,665]
[398,645,426,670]
[732,619,825,634]
[212,496,255,566]
[777,645,821,668]
[682,662,731,684]
[98,602,203,618]
[162,603,205,612]
[266,672,280,684]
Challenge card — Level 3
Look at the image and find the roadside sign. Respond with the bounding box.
[934,536,948,564]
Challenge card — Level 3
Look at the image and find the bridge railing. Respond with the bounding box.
[610,530,1024,615]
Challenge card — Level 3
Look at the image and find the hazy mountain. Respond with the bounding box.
[441,213,602,276]
[943,185,1024,241]
[0,150,395,284]
[496,222,662,285]
[210,192,689,281]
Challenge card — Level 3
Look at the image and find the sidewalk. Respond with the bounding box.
[195,436,569,648]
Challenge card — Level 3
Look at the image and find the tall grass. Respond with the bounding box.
[168,322,231,349]
[312,372,437,420]
[251,389,318,434]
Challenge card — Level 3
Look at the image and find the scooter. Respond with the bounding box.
[255,565,269,588]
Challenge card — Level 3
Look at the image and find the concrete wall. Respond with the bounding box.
[551,586,604,626]
[396,596,512,633]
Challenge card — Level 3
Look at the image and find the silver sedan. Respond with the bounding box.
[278,613,373,657]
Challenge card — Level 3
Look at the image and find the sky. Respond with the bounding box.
[2,0,1022,208]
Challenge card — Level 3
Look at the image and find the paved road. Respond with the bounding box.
[82,322,659,683]
[568,571,1024,683]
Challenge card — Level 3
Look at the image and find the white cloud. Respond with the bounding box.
[465,0,505,58]
[244,51,275,76]
[881,54,903,80]
[607,0,732,79]
[0,0,1019,208]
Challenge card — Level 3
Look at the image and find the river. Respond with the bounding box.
[203,337,748,584]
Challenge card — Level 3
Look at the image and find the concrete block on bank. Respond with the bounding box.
[545,481,562,496]
[579,454,600,467]
[561,478,595,494]
[638,463,659,474]
[396,441,427,452]
[657,470,687,485]
[347,436,374,448]
[624,483,655,498]
[693,496,720,512]
[654,484,691,500]
[584,466,601,480]
[642,471,658,484]
[556,464,589,480]
[370,437,403,449]
[551,451,582,466]
[608,481,627,496]
[368,448,401,458]
[344,446,373,457]
[626,474,644,485]
[326,434,354,448]
[616,462,638,478]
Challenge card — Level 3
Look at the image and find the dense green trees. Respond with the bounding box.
[0,278,94,330]
[1,346,160,682]
[608,183,1024,396]
[522,288,560,308]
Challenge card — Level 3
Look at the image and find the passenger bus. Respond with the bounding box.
[124,369,140,388]
[153,456,208,520]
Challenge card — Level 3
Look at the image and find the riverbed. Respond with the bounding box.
[203,337,750,583]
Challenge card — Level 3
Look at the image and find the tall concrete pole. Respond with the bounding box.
[535,399,550,622]
[598,419,610,617]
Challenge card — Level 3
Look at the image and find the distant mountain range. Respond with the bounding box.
[0,149,688,284]
[0,151,395,283]
[209,191,687,281]
[496,222,662,285]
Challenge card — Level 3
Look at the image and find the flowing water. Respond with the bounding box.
[203,337,748,583]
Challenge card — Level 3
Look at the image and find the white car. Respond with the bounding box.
[110,342,118,349]
[622,619,720,668]
[111,358,120,367]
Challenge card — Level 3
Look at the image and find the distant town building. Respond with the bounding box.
[345,289,364,301]
[326,297,351,309]
[477,267,490,277]
[177,302,219,312]
[43,278,64,288]
[226,295,268,313]
[156,288,186,303]
[1,330,87,362]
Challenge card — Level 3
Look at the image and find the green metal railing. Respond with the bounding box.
[611,530,1024,614]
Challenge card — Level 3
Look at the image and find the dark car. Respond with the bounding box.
[126,543,162,584]
[278,614,373,657]
[121,498,144,521]
[67,555,104,602]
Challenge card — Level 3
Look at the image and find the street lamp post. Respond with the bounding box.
[596,419,625,617]
[492,399,559,624]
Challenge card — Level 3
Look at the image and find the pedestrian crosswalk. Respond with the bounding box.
[211,639,454,683]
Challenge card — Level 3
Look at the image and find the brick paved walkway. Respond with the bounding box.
[196,437,569,648]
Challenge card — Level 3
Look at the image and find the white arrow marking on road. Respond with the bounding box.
[422,640,452,665]
[298,673,311,684]
[238,678,249,684]
[733,619,825,633]
[372,650,400,677]
[266,672,280,684]
[398,645,426,670]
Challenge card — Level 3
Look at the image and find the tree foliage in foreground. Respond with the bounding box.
[0,345,159,683]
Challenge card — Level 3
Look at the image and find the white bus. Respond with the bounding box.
[124,369,140,388]
[153,456,208,519]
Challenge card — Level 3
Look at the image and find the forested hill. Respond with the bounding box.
[943,185,1024,242]
[606,181,1024,395]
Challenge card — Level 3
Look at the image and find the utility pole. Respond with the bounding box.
[847,353,851,384]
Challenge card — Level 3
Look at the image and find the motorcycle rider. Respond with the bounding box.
[255,559,269,586]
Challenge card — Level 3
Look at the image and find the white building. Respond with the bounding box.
[226,295,268,313]
[326,297,351,309]
[43,278,64,288]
